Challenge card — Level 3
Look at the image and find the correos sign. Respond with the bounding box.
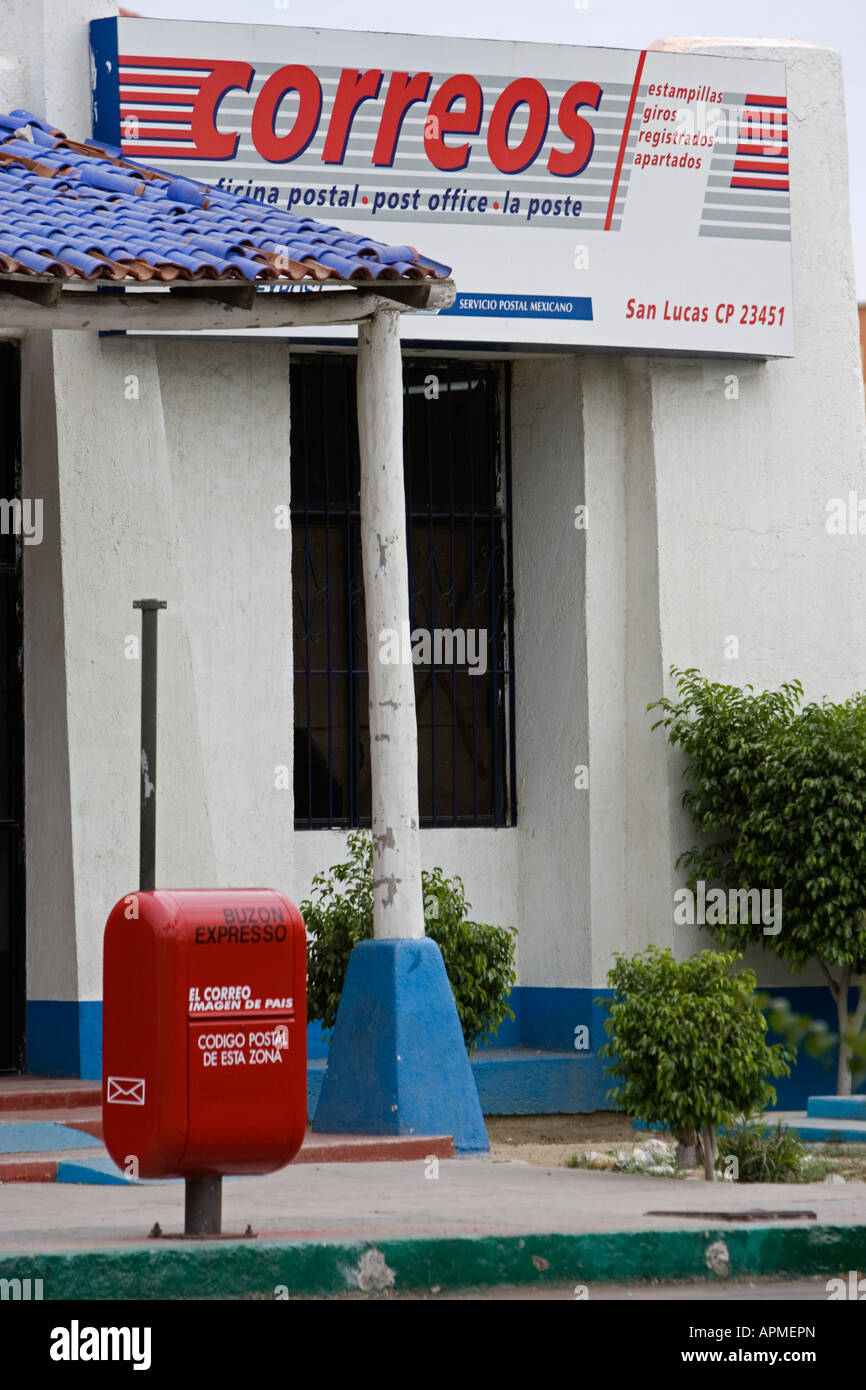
[90,19,793,355]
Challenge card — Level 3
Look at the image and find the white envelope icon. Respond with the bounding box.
[107,1076,146,1105]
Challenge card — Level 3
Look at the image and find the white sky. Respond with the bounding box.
[130,0,866,297]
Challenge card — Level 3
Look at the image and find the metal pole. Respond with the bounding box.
[133,598,221,1236]
[132,599,166,893]
[184,1176,223,1237]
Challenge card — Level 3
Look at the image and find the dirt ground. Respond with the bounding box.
[486,1112,648,1169]
[485,1113,866,1180]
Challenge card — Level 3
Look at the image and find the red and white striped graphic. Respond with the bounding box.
[731,92,788,191]
[118,54,215,158]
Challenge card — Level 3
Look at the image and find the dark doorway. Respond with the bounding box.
[0,342,24,1072]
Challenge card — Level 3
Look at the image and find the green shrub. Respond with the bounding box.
[649,667,866,1095]
[717,1121,819,1183]
[599,946,792,1180]
[302,829,517,1053]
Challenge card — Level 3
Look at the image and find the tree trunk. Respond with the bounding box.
[676,1127,697,1169]
[833,965,853,1096]
[356,308,425,942]
[702,1124,718,1181]
[835,974,866,1097]
[837,1025,853,1096]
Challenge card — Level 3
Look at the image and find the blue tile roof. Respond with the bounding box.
[0,110,451,285]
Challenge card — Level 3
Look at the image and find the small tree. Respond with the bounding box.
[650,668,866,1095]
[599,947,791,1180]
[303,829,517,1053]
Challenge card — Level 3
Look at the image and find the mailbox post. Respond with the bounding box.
[102,601,307,1236]
[132,598,165,894]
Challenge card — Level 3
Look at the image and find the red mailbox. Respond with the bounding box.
[102,888,306,1179]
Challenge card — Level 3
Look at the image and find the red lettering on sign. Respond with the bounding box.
[424,74,483,172]
[372,71,432,166]
[487,78,550,174]
[178,56,607,182]
[251,64,322,162]
[548,81,603,177]
[322,68,383,164]
[189,61,254,160]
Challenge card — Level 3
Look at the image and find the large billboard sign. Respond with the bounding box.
[90,19,793,355]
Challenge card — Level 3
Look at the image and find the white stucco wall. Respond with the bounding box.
[502,40,866,995]
[292,829,518,939]
[20,332,76,1004]
[0,0,113,137]
[654,40,865,989]
[510,356,589,987]
[577,40,866,992]
[23,334,294,1003]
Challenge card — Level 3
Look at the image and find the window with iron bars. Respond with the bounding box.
[291,354,516,829]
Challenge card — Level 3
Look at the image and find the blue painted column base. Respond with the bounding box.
[312,937,489,1153]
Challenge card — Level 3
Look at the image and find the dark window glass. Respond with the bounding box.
[291,355,515,828]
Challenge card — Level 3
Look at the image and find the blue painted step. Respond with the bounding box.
[634,1110,866,1143]
[471,1049,609,1115]
[55,1158,254,1186]
[806,1095,866,1121]
[55,1156,180,1186]
[0,1122,101,1154]
[308,1047,608,1118]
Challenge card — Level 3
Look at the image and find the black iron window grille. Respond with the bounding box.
[291,354,516,829]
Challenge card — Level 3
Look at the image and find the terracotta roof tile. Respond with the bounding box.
[0,110,451,287]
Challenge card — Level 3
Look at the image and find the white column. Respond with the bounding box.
[357,308,425,940]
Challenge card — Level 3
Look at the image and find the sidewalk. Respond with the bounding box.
[1,1156,864,1298]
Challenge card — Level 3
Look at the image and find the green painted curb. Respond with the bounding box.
[1,1224,865,1298]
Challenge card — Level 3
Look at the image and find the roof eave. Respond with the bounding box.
[0,276,456,332]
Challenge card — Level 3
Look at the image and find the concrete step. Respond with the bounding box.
[0,1106,102,1139]
[471,1047,609,1115]
[308,1047,608,1117]
[0,1147,106,1183]
[806,1095,866,1121]
[297,1132,454,1164]
[772,1110,866,1143]
[0,1129,455,1184]
[0,1078,101,1112]
[636,1111,866,1144]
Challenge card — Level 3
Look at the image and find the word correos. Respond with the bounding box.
[188,60,604,179]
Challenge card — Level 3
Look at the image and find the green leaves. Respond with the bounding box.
[650,668,866,980]
[717,1121,813,1183]
[301,828,517,1053]
[599,946,792,1137]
